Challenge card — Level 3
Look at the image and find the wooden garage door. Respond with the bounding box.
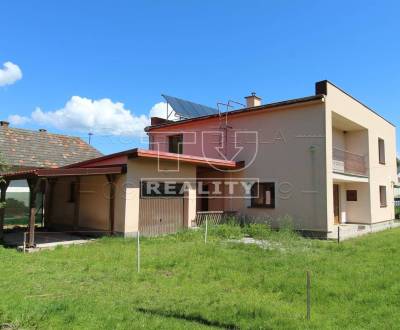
[139,198,184,236]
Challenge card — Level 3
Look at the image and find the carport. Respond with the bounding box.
[1,148,240,249]
[0,166,124,248]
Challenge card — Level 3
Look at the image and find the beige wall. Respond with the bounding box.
[124,158,197,236]
[325,82,397,231]
[333,128,346,150]
[151,101,328,231]
[50,175,125,232]
[79,175,110,231]
[233,103,327,231]
[335,182,371,224]
[50,177,75,227]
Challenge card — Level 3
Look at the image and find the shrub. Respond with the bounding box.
[4,198,29,217]
[208,223,244,239]
[244,223,271,240]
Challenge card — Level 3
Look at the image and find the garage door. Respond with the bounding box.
[139,198,184,236]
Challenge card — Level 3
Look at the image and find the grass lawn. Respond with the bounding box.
[1,226,400,329]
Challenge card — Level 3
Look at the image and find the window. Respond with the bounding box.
[251,182,275,208]
[379,186,387,207]
[346,190,357,201]
[168,134,183,154]
[378,138,385,164]
[68,182,76,203]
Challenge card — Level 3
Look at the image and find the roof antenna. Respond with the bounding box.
[88,132,94,144]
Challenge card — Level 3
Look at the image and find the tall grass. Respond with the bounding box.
[1,224,400,329]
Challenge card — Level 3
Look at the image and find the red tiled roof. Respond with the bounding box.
[0,126,102,169]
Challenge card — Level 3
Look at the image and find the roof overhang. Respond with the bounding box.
[1,148,241,180]
[1,166,124,180]
[129,149,240,170]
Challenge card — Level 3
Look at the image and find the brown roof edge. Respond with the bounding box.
[62,148,138,169]
[63,147,240,170]
[130,149,240,169]
[37,166,124,177]
[315,80,396,127]
[145,94,325,131]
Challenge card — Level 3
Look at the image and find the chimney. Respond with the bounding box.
[245,92,262,108]
[0,121,10,127]
[38,128,47,132]
[151,117,173,126]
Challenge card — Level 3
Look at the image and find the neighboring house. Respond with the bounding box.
[0,121,102,236]
[1,80,397,244]
[0,121,102,171]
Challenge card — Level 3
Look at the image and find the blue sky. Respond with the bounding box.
[1,0,399,154]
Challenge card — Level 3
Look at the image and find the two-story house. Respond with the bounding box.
[145,80,397,238]
[2,80,397,245]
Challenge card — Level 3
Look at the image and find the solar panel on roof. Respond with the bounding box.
[162,94,219,119]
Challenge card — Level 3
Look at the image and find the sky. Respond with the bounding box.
[1,0,399,155]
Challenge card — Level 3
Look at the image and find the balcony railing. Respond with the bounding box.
[333,147,367,176]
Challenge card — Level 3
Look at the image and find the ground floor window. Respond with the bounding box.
[346,190,357,201]
[379,185,387,207]
[251,182,275,208]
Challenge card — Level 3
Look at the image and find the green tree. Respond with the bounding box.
[397,157,400,174]
[0,153,7,209]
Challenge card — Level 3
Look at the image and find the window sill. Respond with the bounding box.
[248,206,275,209]
[380,205,387,208]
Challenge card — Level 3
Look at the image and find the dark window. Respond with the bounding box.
[141,181,184,198]
[346,190,357,201]
[251,182,275,208]
[68,182,76,203]
[379,186,387,207]
[378,138,385,164]
[168,134,183,154]
[199,184,209,211]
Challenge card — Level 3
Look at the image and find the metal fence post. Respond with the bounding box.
[306,271,311,320]
[337,226,340,244]
[137,231,140,273]
[204,216,208,244]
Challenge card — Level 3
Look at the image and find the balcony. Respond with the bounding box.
[333,147,367,177]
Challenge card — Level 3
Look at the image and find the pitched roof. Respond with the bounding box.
[0,126,102,169]
[145,94,325,131]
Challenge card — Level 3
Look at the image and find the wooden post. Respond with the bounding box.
[0,180,10,240]
[44,178,56,228]
[106,175,116,235]
[73,176,80,231]
[306,271,311,320]
[27,177,39,248]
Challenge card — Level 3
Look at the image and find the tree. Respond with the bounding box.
[397,158,400,174]
[0,153,9,240]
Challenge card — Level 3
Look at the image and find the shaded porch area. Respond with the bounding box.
[2,228,97,252]
[0,166,124,250]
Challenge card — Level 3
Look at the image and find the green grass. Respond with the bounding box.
[1,226,400,329]
[4,215,42,226]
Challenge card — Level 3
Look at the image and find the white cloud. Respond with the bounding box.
[149,102,177,120]
[0,62,22,86]
[7,114,30,125]
[7,97,178,136]
[31,96,150,136]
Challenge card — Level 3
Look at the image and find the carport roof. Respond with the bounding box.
[1,148,241,180]
[62,148,241,169]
